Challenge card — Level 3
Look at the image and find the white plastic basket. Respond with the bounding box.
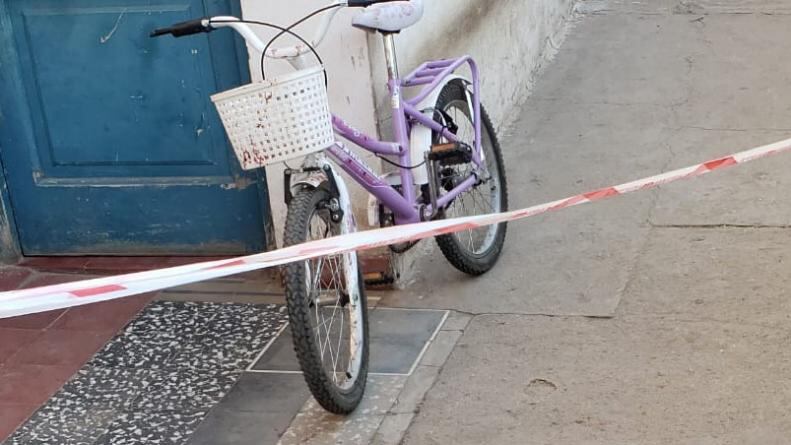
[211,66,334,170]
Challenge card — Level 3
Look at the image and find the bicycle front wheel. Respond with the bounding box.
[283,186,369,414]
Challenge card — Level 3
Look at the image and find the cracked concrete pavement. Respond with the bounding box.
[379,0,791,443]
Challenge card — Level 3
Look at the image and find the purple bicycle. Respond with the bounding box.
[151,0,507,414]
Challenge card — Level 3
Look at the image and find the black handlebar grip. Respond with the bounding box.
[347,0,402,7]
[150,18,210,38]
[150,27,171,37]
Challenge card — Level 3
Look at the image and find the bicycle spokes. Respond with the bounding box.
[305,213,358,389]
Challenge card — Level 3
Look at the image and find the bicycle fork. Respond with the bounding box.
[285,152,360,299]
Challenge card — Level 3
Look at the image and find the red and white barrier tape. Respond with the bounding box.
[3,136,791,319]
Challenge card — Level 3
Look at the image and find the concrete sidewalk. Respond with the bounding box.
[386,0,791,443]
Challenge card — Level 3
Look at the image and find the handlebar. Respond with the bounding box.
[149,0,405,59]
[346,0,402,6]
[150,18,211,38]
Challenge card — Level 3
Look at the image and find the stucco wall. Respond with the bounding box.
[238,0,380,246]
[238,0,575,247]
[368,0,576,134]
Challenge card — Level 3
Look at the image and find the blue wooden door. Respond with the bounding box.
[0,0,269,255]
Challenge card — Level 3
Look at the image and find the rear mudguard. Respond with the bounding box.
[408,74,470,185]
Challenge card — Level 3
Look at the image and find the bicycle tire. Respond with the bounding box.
[283,186,369,414]
[433,80,509,275]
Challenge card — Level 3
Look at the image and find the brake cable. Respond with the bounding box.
[259,4,343,84]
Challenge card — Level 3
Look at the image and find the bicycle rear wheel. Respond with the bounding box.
[283,186,369,414]
[433,80,509,275]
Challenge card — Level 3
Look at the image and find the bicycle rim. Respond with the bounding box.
[303,206,364,390]
[441,99,504,256]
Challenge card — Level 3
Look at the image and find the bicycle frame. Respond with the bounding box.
[209,14,485,226]
[326,54,484,225]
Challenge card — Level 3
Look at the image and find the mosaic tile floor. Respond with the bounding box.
[3,302,288,445]
[3,298,449,445]
[0,267,156,442]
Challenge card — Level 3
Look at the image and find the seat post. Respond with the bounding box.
[382,33,399,81]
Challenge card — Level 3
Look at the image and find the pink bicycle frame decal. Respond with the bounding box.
[327,56,483,224]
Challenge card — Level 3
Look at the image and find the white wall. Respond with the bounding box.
[238,0,575,248]
[368,0,575,134]
[239,0,380,246]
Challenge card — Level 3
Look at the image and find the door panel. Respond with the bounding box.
[0,0,269,255]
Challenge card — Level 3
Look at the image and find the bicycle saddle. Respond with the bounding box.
[352,0,424,33]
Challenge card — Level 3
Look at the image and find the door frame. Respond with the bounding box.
[0,0,272,263]
[0,0,24,263]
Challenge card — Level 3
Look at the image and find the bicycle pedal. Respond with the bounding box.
[428,142,472,165]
